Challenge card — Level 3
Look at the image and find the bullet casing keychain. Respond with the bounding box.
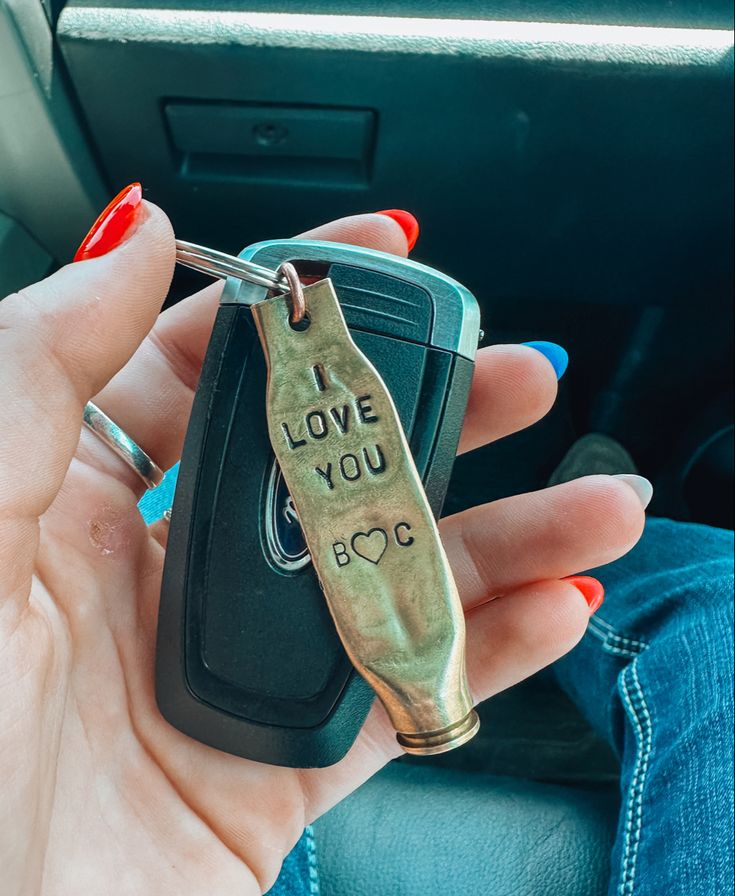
[252,276,478,753]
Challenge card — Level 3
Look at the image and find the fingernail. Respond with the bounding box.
[613,473,654,510]
[74,182,143,262]
[522,341,569,380]
[564,575,605,614]
[374,209,420,251]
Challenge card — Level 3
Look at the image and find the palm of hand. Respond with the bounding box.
[0,205,644,895]
[9,459,307,894]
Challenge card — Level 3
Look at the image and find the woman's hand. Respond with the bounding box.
[0,196,646,895]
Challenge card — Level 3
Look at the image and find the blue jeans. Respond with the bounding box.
[555,517,734,896]
[141,474,734,895]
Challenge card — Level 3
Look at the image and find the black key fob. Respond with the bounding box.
[156,240,481,767]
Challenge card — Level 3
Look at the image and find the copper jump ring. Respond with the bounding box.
[277,262,306,325]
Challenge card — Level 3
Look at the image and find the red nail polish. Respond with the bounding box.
[374,209,420,251]
[74,182,143,262]
[564,575,605,614]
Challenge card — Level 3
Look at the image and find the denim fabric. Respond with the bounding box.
[553,517,734,896]
[264,828,320,896]
[138,464,319,896]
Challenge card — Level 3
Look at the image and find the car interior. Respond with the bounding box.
[1,2,732,894]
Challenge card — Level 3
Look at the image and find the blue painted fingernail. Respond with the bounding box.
[522,341,569,380]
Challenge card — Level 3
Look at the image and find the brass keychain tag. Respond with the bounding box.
[252,279,479,755]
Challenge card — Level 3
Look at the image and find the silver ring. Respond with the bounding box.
[83,401,164,490]
[175,239,288,293]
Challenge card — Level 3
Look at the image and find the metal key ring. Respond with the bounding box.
[175,240,288,292]
[175,241,306,322]
[83,401,164,490]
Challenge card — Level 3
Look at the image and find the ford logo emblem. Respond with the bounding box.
[263,456,311,573]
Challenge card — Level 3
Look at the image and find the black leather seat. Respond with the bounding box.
[314,675,620,895]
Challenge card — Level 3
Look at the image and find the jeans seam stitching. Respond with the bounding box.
[304,825,320,896]
[618,659,653,895]
[603,643,642,658]
[591,623,648,649]
[591,616,647,645]
[588,618,648,657]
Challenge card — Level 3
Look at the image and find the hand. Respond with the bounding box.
[0,197,645,895]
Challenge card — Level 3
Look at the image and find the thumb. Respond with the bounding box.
[0,184,175,520]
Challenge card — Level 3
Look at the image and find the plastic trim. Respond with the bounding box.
[59,8,733,71]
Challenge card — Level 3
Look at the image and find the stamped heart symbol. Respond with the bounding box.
[351,528,388,565]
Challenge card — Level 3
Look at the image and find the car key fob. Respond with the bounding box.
[156,240,481,768]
